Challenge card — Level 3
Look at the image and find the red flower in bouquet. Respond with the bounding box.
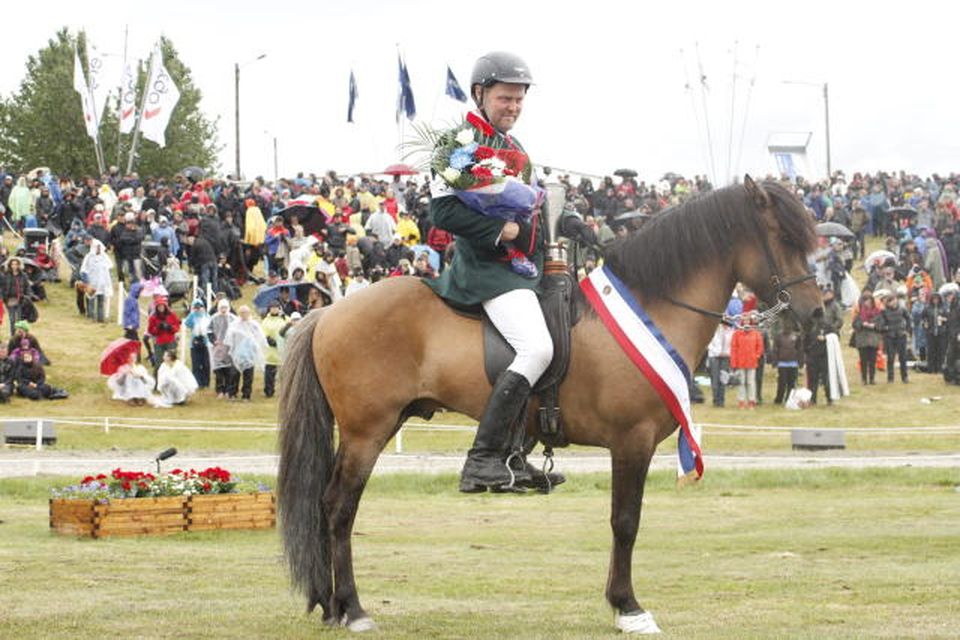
[474,145,495,160]
[495,149,529,180]
[466,111,495,138]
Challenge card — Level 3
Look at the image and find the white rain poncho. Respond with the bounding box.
[79,239,114,298]
[107,363,154,402]
[210,311,236,370]
[223,317,268,372]
[155,359,199,406]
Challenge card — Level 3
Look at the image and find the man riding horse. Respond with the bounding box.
[426,51,564,493]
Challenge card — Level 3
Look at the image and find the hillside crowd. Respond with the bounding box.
[2,164,960,407]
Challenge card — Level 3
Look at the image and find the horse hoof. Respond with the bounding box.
[346,616,377,632]
[615,610,661,634]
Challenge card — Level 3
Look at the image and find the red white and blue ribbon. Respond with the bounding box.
[580,265,704,478]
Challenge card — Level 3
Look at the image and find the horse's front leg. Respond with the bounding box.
[606,427,661,634]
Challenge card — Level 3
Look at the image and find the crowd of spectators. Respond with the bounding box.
[3,163,960,408]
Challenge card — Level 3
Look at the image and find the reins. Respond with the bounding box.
[662,201,815,329]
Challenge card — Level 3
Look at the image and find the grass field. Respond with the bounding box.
[3,231,960,458]
[1,468,958,639]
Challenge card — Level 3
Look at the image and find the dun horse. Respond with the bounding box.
[278,178,821,633]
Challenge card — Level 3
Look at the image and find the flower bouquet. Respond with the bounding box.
[431,112,544,277]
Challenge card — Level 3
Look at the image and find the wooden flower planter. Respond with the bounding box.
[49,492,276,538]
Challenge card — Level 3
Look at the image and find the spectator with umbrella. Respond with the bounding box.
[106,349,153,406]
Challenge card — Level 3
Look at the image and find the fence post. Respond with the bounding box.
[35,419,43,452]
[192,274,199,304]
[395,427,404,453]
[117,281,125,326]
[104,417,110,434]
[206,283,213,311]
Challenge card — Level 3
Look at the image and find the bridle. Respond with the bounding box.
[664,204,816,329]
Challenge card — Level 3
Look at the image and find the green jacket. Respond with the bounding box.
[424,134,545,306]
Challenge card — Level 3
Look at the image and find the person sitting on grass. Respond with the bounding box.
[107,351,154,406]
[155,351,199,407]
[0,342,14,403]
[14,349,68,400]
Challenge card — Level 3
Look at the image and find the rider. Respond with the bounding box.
[426,51,563,493]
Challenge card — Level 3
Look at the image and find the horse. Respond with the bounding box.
[277,177,821,633]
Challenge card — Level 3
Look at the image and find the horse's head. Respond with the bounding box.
[737,176,822,325]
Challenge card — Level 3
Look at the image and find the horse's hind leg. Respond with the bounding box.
[322,431,386,631]
[606,429,661,634]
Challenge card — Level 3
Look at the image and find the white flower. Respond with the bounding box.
[455,129,475,145]
[441,167,462,183]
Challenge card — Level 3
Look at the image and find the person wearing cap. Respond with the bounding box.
[261,300,287,398]
[147,297,181,375]
[876,292,912,383]
[184,299,212,389]
[112,211,144,284]
[1,257,33,336]
[425,51,560,493]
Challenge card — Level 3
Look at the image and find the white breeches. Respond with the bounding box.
[482,288,554,386]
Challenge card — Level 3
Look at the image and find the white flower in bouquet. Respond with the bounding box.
[455,129,475,146]
[441,167,462,183]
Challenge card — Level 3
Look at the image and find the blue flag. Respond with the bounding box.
[445,66,467,102]
[396,55,416,122]
[347,70,358,123]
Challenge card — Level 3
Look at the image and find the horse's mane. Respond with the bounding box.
[603,181,817,299]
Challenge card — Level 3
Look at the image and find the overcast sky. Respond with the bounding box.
[3,0,958,184]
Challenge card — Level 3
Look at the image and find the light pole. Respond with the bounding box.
[782,80,831,178]
[235,53,267,180]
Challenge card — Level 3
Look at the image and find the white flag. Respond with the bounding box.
[86,46,121,133]
[118,61,138,134]
[139,48,180,148]
[73,50,98,139]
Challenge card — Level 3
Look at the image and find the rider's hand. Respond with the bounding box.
[501,222,520,242]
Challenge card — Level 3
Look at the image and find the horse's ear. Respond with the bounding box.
[743,174,771,210]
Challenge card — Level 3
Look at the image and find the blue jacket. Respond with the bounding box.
[123,281,143,330]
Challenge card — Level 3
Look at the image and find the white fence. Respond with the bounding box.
[5,416,960,454]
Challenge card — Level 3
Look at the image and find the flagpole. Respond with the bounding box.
[126,43,156,175]
[115,24,128,171]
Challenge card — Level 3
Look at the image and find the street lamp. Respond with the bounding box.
[235,53,267,180]
[782,80,831,178]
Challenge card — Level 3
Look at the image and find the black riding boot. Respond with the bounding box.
[460,370,533,493]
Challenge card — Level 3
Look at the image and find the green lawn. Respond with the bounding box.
[0,469,957,638]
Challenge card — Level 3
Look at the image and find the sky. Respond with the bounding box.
[2,0,959,184]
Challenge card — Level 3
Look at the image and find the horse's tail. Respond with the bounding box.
[277,309,334,613]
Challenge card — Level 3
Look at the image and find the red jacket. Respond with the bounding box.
[729,328,764,369]
[148,310,181,345]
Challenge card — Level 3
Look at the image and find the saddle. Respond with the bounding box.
[443,268,581,447]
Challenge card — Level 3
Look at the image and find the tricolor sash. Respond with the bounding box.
[580,266,704,478]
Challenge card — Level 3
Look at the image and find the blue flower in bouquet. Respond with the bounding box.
[449,143,478,170]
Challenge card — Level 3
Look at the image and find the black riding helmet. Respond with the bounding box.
[470,51,534,106]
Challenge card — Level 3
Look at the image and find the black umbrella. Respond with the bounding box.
[815,222,854,238]
[280,205,329,237]
[613,210,651,222]
[614,168,638,178]
[179,166,206,181]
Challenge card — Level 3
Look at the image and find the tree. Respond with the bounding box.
[0,28,220,178]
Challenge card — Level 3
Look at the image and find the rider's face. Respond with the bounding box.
[480,83,526,133]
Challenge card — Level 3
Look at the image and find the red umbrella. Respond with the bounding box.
[383,163,418,176]
[99,338,141,376]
